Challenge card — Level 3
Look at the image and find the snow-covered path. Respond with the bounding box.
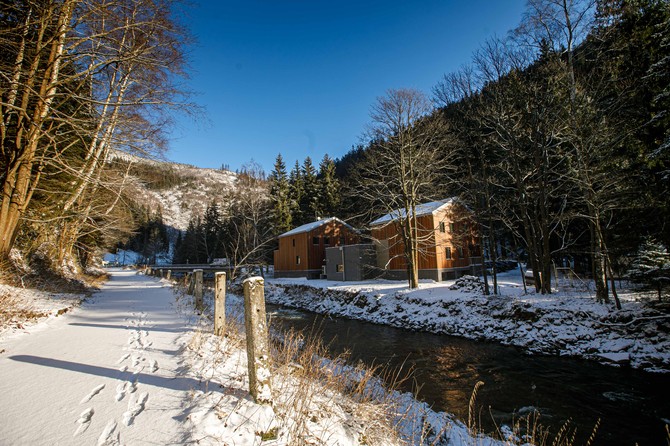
[0,269,199,445]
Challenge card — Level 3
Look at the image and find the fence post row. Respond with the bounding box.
[214,272,226,336]
[243,277,273,405]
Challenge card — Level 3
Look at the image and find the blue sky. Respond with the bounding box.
[168,1,527,173]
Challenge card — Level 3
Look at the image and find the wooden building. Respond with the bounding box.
[273,218,359,279]
[370,199,481,281]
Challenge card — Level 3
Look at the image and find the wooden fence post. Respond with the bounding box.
[166,269,171,280]
[243,277,272,405]
[193,269,203,312]
[214,272,226,336]
[186,272,194,294]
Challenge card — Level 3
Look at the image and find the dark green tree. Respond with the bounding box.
[202,201,223,262]
[319,154,341,217]
[300,157,320,222]
[268,154,292,235]
[289,160,305,226]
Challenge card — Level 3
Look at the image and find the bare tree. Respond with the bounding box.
[0,0,78,257]
[221,162,274,281]
[435,37,574,295]
[354,89,448,288]
[0,0,194,267]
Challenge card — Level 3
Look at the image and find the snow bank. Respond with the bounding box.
[0,283,83,342]
[181,287,510,446]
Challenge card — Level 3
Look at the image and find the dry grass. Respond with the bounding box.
[269,326,404,445]
[169,278,409,445]
[0,251,106,294]
[173,278,610,446]
[0,290,49,330]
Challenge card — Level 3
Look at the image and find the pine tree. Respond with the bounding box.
[202,201,222,262]
[173,231,184,264]
[300,157,321,222]
[181,216,204,264]
[628,238,670,301]
[319,154,341,217]
[289,160,305,226]
[269,154,292,235]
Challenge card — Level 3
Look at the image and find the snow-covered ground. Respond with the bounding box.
[0,283,83,342]
[0,269,509,446]
[266,272,670,373]
[0,270,199,445]
[103,250,143,266]
[189,288,510,446]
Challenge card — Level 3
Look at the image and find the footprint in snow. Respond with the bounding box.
[80,384,105,404]
[149,359,159,373]
[73,407,94,436]
[115,382,129,402]
[129,378,138,393]
[116,353,130,364]
[115,379,137,402]
[97,420,120,446]
[122,392,148,426]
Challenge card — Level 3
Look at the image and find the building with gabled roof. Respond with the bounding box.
[370,198,481,282]
[273,217,360,279]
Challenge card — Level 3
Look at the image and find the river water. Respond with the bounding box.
[267,304,670,446]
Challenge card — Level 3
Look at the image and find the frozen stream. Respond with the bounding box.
[267,304,670,446]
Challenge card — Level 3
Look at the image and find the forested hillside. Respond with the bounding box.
[268,0,670,299]
[2,0,668,300]
[106,152,238,265]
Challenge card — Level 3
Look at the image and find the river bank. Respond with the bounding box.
[265,273,670,374]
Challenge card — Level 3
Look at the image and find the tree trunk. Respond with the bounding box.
[0,0,75,258]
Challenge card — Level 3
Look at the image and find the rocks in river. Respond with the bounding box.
[598,352,631,365]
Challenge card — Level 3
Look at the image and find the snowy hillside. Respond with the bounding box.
[108,150,237,231]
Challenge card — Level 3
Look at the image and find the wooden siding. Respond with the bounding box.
[274,221,359,274]
[371,204,478,273]
[433,205,479,269]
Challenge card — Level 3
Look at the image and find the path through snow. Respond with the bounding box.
[0,269,200,445]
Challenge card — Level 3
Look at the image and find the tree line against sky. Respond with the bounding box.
[1,0,668,300]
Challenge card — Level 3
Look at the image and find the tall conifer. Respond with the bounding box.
[319,154,341,217]
[269,154,292,235]
[289,161,305,226]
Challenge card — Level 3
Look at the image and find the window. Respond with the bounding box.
[324,236,330,245]
[439,222,446,233]
[313,237,320,245]
[458,247,464,258]
[340,236,346,246]
[445,247,452,260]
[296,255,301,265]
[449,223,455,233]
[336,264,344,272]
[292,238,295,247]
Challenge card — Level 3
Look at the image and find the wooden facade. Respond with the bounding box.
[273,218,359,279]
[371,200,480,281]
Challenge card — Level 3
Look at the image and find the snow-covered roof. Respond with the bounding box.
[279,217,355,237]
[370,198,456,226]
